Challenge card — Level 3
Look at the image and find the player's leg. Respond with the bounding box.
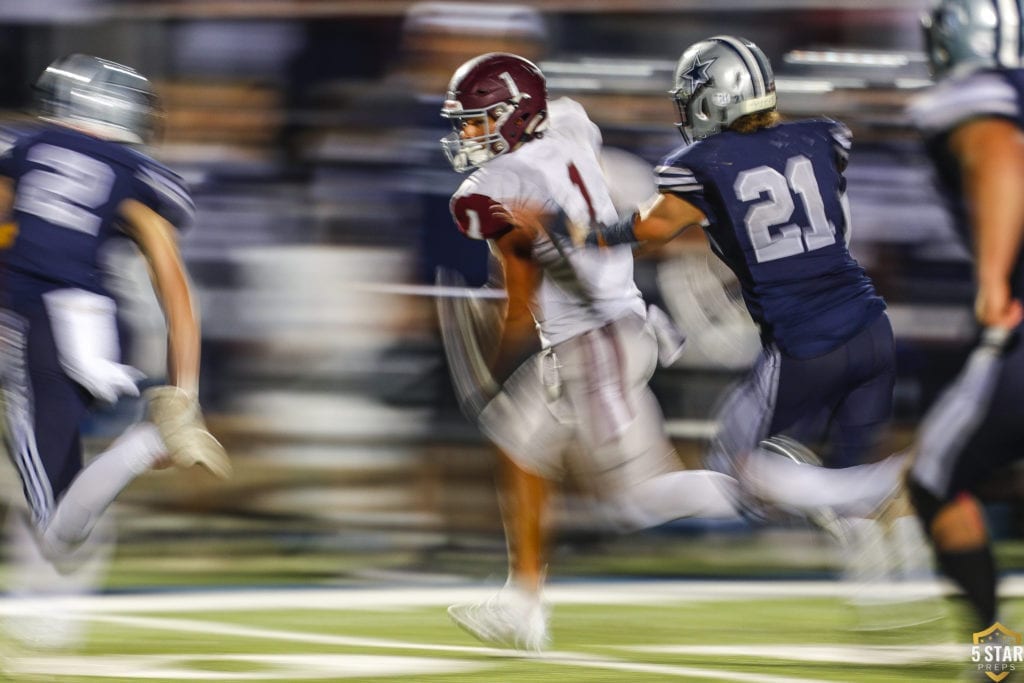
[0,306,82,532]
[497,450,549,594]
[741,317,902,517]
[829,314,937,589]
[2,300,165,571]
[703,345,780,482]
[448,455,554,651]
[448,355,568,650]
[907,333,1024,630]
[563,314,741,527]
[910,481,993,623]
[0,307,105,648]
[827,312,896,470]
[40,422,164,565]
[447,449,552,651]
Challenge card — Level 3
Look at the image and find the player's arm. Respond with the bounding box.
[119,197,231,478]
[631,192,707,245]
[495,191,705,249]
[491,226,542,383]
[118,198,200,395]
[950,118,1024,329]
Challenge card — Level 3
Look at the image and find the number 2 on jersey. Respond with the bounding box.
[735,155,835,263]
[15,143,116,236]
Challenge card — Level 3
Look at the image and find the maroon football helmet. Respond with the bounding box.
[440,52,548,172]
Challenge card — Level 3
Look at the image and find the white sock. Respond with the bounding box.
[611,470,742,530]
[742,450,906,518]
[41,422,164,554]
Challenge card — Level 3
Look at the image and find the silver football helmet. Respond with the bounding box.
[35,54,158,144]
[923,0,1024,77]
[670,35,776,144]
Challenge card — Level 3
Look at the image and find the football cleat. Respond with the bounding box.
[448,588,550,651]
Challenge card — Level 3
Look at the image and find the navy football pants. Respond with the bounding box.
[1,296,92,526]
[709,312,895,472]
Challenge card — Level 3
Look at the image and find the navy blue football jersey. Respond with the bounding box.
[909,68,1024,297]
[0,125,194,297]
[656,119,884,359]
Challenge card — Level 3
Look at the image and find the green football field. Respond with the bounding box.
[0,579,1005,682]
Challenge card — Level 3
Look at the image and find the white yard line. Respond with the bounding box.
[72,612,841,683]
[0,577,971,615]
[4,653,487,681]
[624,643,969,665]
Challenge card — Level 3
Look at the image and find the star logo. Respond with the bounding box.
[682,53,716,92]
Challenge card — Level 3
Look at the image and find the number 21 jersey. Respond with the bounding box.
[657,119,884,359]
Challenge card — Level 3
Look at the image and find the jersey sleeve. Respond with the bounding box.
[450,165,544,241]
[909,71,1021,139]
[131,158,196,231]
[654,145,715,219]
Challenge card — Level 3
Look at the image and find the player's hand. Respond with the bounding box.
[145,385,233,480]
[491,202,547,241]
[975,279,1023,330]
[492,203,586,247]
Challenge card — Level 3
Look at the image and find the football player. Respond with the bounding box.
[0,55,230,597]
[905,0,1024,632]
[508,36,904,522]
[439,52,742,650]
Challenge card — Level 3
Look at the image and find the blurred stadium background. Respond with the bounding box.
[0,1,1020,680]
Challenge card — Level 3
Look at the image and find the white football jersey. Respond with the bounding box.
[450,98,644,345]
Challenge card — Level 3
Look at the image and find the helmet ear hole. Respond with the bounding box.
[699,98,711,120]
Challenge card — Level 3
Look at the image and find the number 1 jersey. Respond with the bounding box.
[657,119,884,359]
[0,125,194,298]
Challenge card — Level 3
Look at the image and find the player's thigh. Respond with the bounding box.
[705,347,780,473]
[2,303,90,518]
[770,315,893,438]
[557,315,659,446]
[581,386,680,496]
[477,355,573,481]
[939,340,1024,497]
